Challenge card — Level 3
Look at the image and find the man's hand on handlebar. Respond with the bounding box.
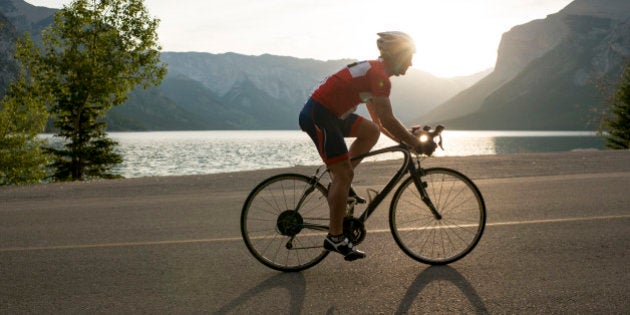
[409,125,445,156]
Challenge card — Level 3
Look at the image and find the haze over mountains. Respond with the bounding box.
[120,52,487,130]
[1,0,628,131]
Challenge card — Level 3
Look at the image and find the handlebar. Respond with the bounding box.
[410,125,446,156]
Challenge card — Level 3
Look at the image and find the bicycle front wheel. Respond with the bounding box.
[241,173,330,272]
[389,167,486,265]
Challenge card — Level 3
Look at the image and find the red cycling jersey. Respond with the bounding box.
[311,59,391,119]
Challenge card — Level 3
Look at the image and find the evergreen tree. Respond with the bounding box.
[0,37,50,185]
[25,0,166,181]
[604,63,630,149]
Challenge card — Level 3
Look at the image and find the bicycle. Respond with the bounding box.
[240,126,486,272]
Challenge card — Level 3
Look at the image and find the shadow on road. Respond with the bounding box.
[397,265,488,314]
[215,272,305,314]
[214,266,485,313]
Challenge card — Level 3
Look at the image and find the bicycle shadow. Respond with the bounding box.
[397,265,488,314]
[215,272,305,314]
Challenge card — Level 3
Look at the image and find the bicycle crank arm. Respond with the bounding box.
[283,235,326,250]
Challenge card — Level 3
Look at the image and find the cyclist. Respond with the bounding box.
[299,31,434,261]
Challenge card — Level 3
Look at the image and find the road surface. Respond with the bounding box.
[1,151,629,313]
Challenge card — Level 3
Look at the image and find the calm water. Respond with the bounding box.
[75,130,604,178]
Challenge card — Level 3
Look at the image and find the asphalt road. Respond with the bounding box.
[1,151,629,314]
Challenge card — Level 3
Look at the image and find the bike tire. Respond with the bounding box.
[389,167,486,265]
[241,173,330,272]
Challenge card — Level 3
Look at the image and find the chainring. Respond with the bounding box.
[343,217,366,245]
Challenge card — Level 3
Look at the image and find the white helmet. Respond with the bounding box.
[376,31,416,58]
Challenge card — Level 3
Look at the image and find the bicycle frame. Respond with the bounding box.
[297,144,441,233]
[348,144,441,222]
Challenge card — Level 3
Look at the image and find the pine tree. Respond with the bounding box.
[604,63,630,149]
[23,0,166,181]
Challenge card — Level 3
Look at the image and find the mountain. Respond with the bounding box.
[0,0,57,95]
[0,0,485,130]
[157,52,352,130]
[0,0,55,44]
[418,0,630,130]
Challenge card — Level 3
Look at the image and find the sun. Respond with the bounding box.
[393,2,504,78]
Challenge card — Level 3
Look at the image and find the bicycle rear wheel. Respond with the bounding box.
[389,167,486,265]
[241,173,330,272]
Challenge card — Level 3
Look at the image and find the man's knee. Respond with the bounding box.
[360,120,380,144]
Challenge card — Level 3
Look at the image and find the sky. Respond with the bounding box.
[25,0,574,77]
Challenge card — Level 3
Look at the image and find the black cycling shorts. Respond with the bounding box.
[299,98,363,165]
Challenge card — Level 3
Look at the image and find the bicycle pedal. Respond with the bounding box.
[347,195,367,204]
[349,187,366,204]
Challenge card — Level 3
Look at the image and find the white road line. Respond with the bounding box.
[368,214,630,234]
[1,214,629,253]
[0,237,243,253]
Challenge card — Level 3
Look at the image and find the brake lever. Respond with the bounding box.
[434,125,445,151]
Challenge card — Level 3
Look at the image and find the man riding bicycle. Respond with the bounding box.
[299,31,434,261]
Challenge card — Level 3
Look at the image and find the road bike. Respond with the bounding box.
[240,126,486,272]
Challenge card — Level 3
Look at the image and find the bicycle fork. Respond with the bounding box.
[412,169,443,220]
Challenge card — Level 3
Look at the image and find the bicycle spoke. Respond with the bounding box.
[257,194,283,215]
[437,226,479,245]
[260,234,283,259]
[439,184,473,216]
[247,226,277,235]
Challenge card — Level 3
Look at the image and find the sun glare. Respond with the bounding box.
[395,3,505,78]
[401,0,573,77]
[411,30,498,78]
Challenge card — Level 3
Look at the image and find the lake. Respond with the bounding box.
[65,130,604,178]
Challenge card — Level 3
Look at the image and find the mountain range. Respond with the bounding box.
[108,52,487,130]
[1,0,628,131]
[0,0,488,130]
